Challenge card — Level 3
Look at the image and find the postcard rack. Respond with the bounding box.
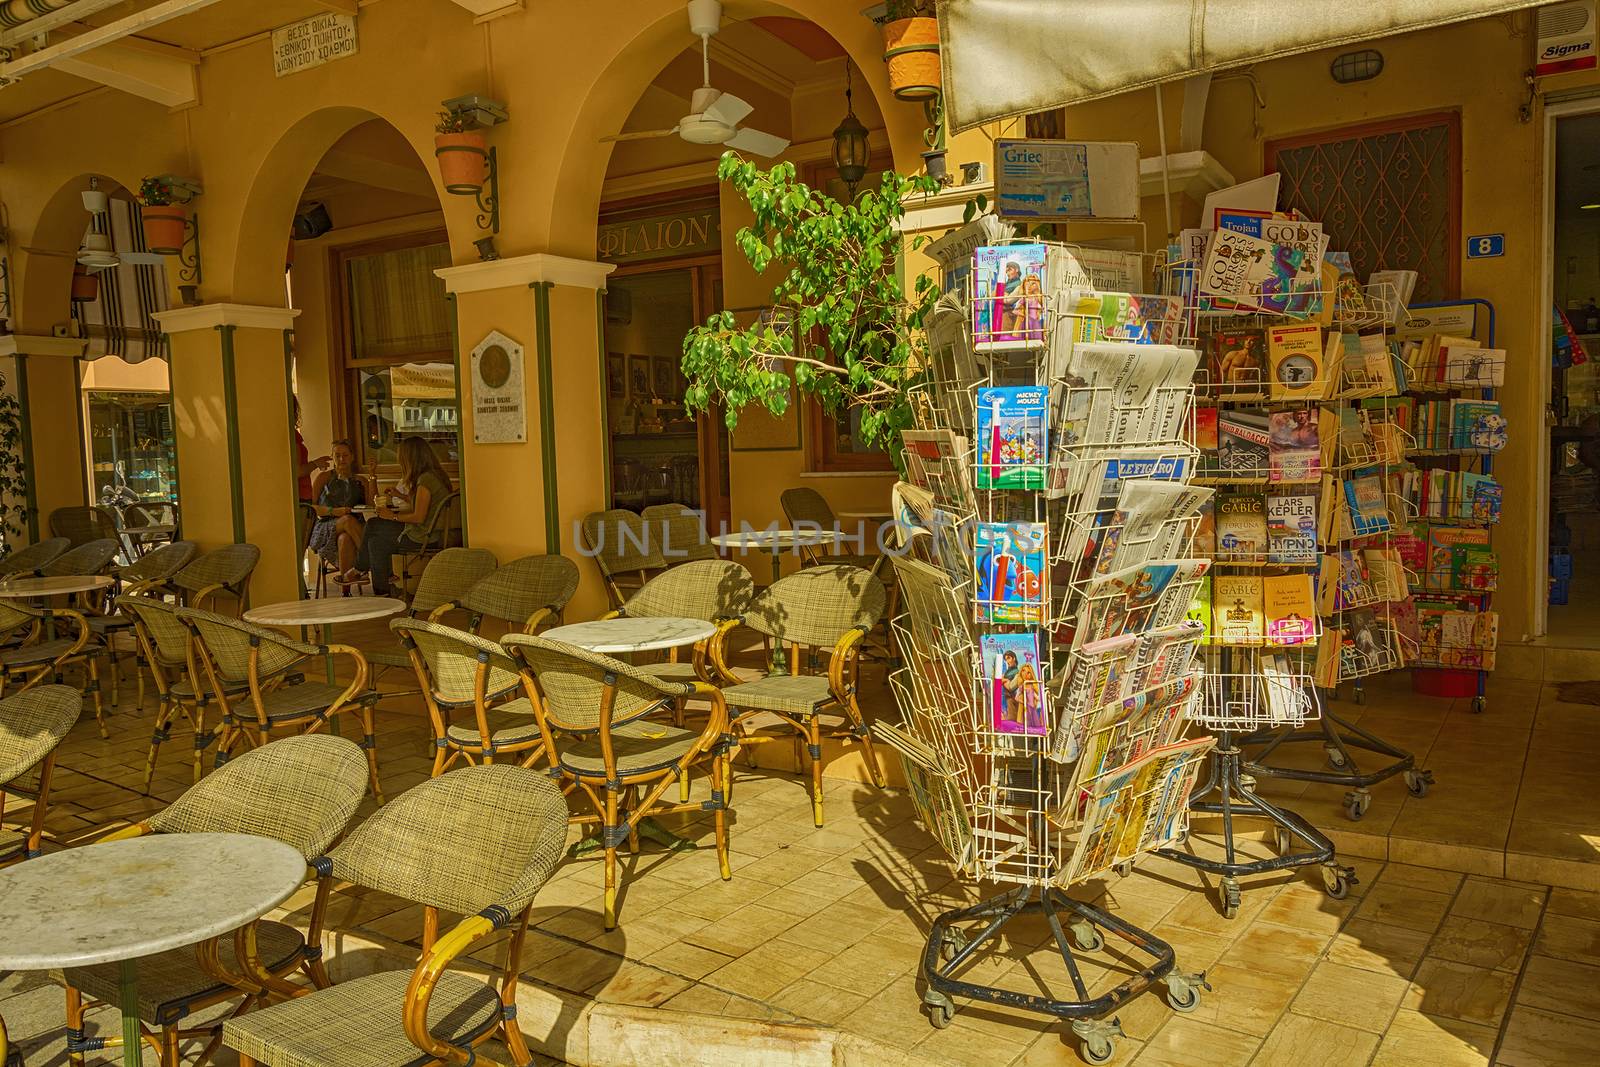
[878,235,1226,1063]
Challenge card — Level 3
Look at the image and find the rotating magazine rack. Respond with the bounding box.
[877,239,1222,1063]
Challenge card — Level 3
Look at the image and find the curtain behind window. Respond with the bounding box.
[347,242,451,360]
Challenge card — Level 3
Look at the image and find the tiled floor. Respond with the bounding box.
[2,619,1599,1065]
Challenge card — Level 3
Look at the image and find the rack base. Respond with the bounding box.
[922,884,1206,1063]
[1240,701,1435,821]
[1154,737,1357,918]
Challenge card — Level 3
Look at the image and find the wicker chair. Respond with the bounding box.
[0,684,81,865]
[781,487,897,663]
[120,595,244,790]
[0,537,69,578]
[47,506,119,547]
[90,541,198,712]
[392,619,545,777]
[41,538,120,579]
[63,735,369,1067]
[642,502,718,563]
[442,553,579,636]
[177,607,384,802]
[715,564,888,827]
[220,763,568,1067]
[365,548,498,691]
[393,489,463,598]
[580,509,666,608]
[0,602,106,738]
[172,543,261,615]
[502,632,732,929]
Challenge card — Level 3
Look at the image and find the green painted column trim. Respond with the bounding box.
[218,324,246,543]
[531,281,560,553]
[284,329,306,599]
[445,291,468,545]
[595,288,612,505]
[14,353,37,543]
[71,356,88,505]
[164,331,184,536]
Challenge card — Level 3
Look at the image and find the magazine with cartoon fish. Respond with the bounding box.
[980,632,1048,736]
[974,521,1048,624]
[973,244,1048,349]
[975,386,1049,490]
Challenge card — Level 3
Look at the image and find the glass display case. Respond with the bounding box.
[85,390,178,505]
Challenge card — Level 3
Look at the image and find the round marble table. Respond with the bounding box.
[710,529,843,583]
[245,596,406,695]
[0,575,114,599]
[544,616,717,655]
[836,509,894,522]
[0,832,306,1067]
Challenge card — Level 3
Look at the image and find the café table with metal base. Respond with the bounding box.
[0,575,115,600]
[245,596,406,684]
[544,615,719,855]
[0,832,306,1067]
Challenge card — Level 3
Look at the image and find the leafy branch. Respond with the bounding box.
[681,153,940,458]
[0,373,30,550]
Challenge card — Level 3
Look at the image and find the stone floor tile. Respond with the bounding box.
[1128,1016,1261,1067]
[1449,877,1547,930]
[1497,1003,1600,1067]
[1369,1009,1496,1067]
[1513,953,1600,1022]
[1546,886,1600,921]
[1379,862,1465,894]
[1325,918,1431,977]
[1355,881,1454,933]
[1403,958,1517,1028]
[1533,911,1600,966]
[1290,960,1410,1033]
[1214,918,1329,980]
[913,1017,1031,1066]
[639,940,737,980]
[1429,915,1534,972]
[768,977,868,1025]
[1249,1012,1379,1067]
[1175,962,1301,1037]
[585,959,693,1007]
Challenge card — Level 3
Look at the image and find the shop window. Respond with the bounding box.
[1266,112,1461,302]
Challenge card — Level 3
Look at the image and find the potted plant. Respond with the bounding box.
[880,0,941,101]
[434,110,488,195]
[681,153,940,468]
[138,177,188,254]
[70,263,99,303]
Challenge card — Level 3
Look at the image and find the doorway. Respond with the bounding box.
[1545,105,1600,646]
[602,260,730,530]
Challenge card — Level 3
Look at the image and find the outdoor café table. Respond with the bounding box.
[709,528,843,584]
[835,509,894,523]
[244,595,405,685]
[119,522,176,557]
[0,575,115,599]
[0,832,305,1067]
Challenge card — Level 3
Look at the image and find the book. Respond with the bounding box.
[1193,406,1219,451]
[973,244,1047,349]
[1263,574,1318,646]
[1344,467,1391,536]
[1217,411,1270,478]
[1205,327,1268,398]
[1266,492,1318,565]
[1266,323,1326,399]
[1425,526,1492,592]
[900,429,978,513]
[975,386,1048,490]
[1342,607,1392,672]
[1201,217,1326,316]
[1216,493,1267,563]
[1214,574,1264,646]
[974,522,1048,624]
[1186,577,1212,641]
[1463,473,1503,524]
[980,632,1048,736]
[1268,409,1321,483]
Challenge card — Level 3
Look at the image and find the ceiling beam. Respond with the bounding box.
[707,36,795,97]
[0,0,224,84]
[311,0,359,13]
[312,148,435,198]
[53,38,198,108]
[0,0,126,47]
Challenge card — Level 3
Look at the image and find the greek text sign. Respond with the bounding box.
[272,13,359,78]
[471,331,527,445]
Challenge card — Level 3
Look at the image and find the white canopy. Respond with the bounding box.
[939,0,1547,132]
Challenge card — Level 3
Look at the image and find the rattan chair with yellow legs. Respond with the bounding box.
[0,684,81,866]
[1,1011,16,1067]
[172,543,261,615]
[62,735,369,1067]
[715,564,888,827]
[641,502,719,563]
[120,595,246,791]
[0,601,108,738]
[440,553,580,637]
[364,547,498,694]
[41,537,137,707]
[391,619,546,776]
[88,540,198,710]
[220,763,569,1067]
[176,607,385,803]
[502,632,732,930]
[580,509,667,609]
[0,537,68,578]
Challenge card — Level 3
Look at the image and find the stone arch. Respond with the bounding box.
[14,172,135,336]
[540,0,929,257]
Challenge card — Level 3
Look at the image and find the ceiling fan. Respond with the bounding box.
[599,0,790,158]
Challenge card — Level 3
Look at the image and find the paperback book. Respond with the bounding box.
[1205,327,1268,398]
[1264,573,1318,646]
[1266,492,1318,565]
[1216,493,1267,563]
[1266,323,1326,399]
[1214,574,1265,646]
[1268,409,1321,483]
[1217,411,1271,478]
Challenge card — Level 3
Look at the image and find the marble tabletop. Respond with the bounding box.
[122,523,176,537]
[244,596,406,628]
[0,575,115,598]
[835,509,894,521]
[0,832,306,971]
[710,529,844,551]
[544,616,718,654]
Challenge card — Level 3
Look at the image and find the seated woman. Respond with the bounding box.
[347,436,452,596]
[308,440,373,580]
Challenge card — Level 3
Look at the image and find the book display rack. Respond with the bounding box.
[877,234,1223,1062]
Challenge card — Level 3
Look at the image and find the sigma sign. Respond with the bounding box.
[1536,1,1598,77]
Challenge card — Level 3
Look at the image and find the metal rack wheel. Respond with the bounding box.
[1164,971,1208,1014]
[1220,878,1242,919]
[1405,769,1434,798]
[1273,826,1294,855]
[1113,860,1134,878]
[1070,919,1105,953]
[1324,743,1349,770]
[923,989,954,1029]
[1081,1034,1116,1065]
[1322,863,1356,900]
[1472,696,1487,714]
[1343,789,1371,821]
[939,930,969,963]
[1072,1019,1123,1066]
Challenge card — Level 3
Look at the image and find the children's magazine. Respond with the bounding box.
[974,244,1048,349]
[975,386,1049,490]
[980,632,1047,736]
[974,521,1048,624]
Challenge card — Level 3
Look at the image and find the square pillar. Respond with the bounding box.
[152,304,302,606]
[436,253,614,619]
[0,335,89,543]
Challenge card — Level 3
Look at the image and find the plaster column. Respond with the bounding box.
[435,253,615,619]
[0,335,89,543]
[151,304,301,606]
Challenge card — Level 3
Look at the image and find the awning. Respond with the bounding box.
[77,197,170,365]
[939,0,1547,132]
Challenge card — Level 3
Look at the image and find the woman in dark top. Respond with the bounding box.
[348,437,452,596]
[308,440,373,578]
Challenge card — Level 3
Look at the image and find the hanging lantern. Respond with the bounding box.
[831,61,869,200]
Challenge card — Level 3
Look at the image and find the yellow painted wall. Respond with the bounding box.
[230,326,300,606]
[25,355,87,525]
[165,329,232,556]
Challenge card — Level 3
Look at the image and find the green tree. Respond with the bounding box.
[681,153,939,461]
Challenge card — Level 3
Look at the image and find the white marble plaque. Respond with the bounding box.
[272,13,358,78]
[470,330,526,445]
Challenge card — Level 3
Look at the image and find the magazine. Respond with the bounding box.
[980,632,1048,737]
[1066,289,1186,345]
[901,428,978,514]
[974,244,1048,350]
[1076,559,1210,649]
[872,720,976,873]
[974,521,1048,624]
[975,386,1048,490]
[1057,737,1214,885]
[1092,482,1213,576]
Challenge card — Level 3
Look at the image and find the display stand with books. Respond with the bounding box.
[876,232,1223,1063]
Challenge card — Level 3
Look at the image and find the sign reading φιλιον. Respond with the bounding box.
[271,13,358,78]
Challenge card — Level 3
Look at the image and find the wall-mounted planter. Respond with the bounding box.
[140,204,188,254]
[435,130,489,194]
[881,17,942,101]
[70,264,99,303]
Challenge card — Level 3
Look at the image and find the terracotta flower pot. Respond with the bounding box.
[70,265,99,304]
[881,16,942,101]
[141,204,188,254]
[435,130,488,194]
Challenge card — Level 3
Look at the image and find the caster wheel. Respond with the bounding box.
[1354,688,1366,706]
[1472,696,1486,714]
[923,991,954,1029]
[1113,860,1134,879]
[1324,744,1349,771]
[1274,827,1293,855]
[1071,921,1105,954]
[1167,983,1200,1013]
[1238,774,1256,792]
[1343,791,1371,821]
[1081,1035,1116,1065]
[1405,770,1434,798]
[939,934,968,963]
[1323,864,1355,900]
[1221,879,1241,920]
